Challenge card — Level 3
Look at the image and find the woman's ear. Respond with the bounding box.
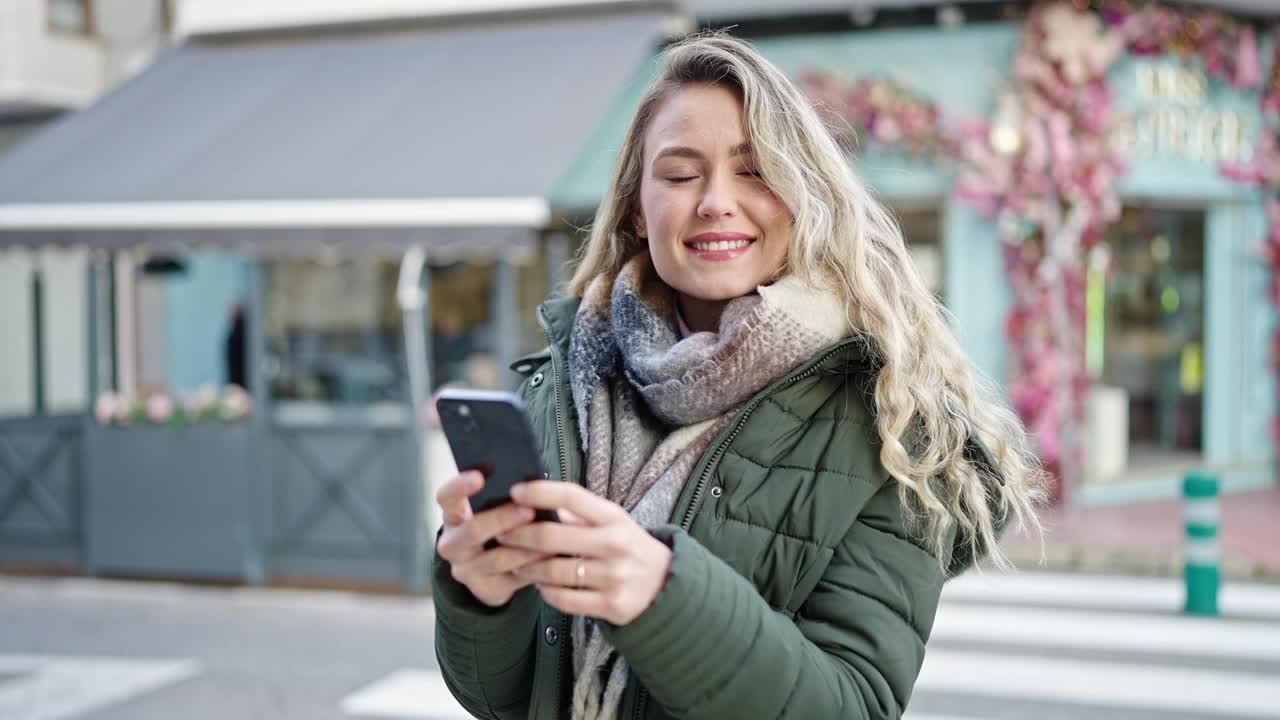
[632,209,647,239]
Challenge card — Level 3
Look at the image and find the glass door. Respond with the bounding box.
[1088,205,1205,483]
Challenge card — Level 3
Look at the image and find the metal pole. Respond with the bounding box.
[87,254,100,403]
[493,257,519,391]
[32,260,46,415]
[1183,472,1220,616]
[397,246,432,595]
[106,253,118,391]
[244,259,268,585]
[83,250,101,578]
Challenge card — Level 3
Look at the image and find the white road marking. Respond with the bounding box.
[0,655,199,720]
[342,668,470,719]
[931,603,1280,661]
[918,649,1280,718]
[944,571,1280,621]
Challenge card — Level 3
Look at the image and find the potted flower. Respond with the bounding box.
[86,385,257,582]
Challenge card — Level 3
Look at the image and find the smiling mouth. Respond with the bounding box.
[685,237,754,251]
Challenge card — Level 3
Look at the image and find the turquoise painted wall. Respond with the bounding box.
[165,252,249,393]
[944,198,1009,386]
[1204,202,1275,470]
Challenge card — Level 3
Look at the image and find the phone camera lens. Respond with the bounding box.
[458,404,471,417]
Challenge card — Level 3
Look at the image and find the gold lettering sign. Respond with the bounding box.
[1111,61,1253,165]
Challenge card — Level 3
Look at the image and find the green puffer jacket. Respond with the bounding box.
[433,297,1001,720]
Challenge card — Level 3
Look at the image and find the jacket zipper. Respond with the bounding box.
[679,341,853,531]
[538,306,571,485]
[537,305,573,716]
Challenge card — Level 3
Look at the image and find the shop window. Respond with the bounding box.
[263,258,399,405]
[1089,206,1205,479]
[895,207,944,297]
[428,261,500,392]
[48,0,93,35]
[264,253,551,405]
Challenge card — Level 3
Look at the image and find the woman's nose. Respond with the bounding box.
[697,174,737,220]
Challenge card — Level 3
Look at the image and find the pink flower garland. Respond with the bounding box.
[797,70,956,159]
[953,2,1127,498]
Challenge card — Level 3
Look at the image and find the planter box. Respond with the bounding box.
[86,423,257,581]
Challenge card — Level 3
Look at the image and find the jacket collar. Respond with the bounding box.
[536,296,581,360]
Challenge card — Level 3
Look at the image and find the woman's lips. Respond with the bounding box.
[683,233,755,261]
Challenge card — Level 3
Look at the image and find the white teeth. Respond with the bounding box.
[690,239,751,251]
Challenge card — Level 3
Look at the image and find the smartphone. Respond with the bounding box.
[435,388,558,524]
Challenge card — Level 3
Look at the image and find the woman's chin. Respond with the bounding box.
[675,278,762,302]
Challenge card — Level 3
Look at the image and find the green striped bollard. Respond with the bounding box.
[1183,472,1220,617]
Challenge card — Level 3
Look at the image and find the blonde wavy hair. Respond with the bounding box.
[567,33,1044,570]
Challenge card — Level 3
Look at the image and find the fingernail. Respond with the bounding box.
[510,484,525,501]
[518,506,535,521]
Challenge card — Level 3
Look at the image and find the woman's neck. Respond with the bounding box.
[676,293,729,334]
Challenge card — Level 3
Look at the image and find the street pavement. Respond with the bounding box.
[0,570,1277,719]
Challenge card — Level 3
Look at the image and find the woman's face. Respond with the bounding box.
[636,84,793,305]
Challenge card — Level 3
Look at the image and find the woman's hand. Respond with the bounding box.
[498,481,673,626]
[434,471,552,608]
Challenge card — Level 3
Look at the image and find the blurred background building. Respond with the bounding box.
[0,0,1277,592]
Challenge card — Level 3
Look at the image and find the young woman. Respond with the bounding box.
[432,33,1043,720]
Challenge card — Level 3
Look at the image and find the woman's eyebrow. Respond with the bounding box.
[652,142,753,162]
[653,145,704,162]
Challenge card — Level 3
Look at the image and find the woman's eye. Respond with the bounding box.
[739,169,762,178]
[665,176,697,183]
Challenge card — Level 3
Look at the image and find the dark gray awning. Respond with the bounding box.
[0,10,669,255]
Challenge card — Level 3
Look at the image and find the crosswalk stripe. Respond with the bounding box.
[0,655,199,720]
[943,572,1280,620]
[932,603,1280,661]
[342,669,470,719]
[918,648,1279,718]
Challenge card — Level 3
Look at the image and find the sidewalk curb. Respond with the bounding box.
[997,542,1280,584]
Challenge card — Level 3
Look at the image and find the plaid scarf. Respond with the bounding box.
[566,252,850,720]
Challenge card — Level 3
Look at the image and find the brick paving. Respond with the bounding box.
[999,485,1280,582]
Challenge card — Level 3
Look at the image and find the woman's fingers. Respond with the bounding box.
[517,556,609,590]
[536,585,609,619]
[472,546,553,576]
[435,471,484,527]
[555,508,586,526]
[464,502,535,548]
[510,480,627,527]
[437,501,535,563]
[498,520,612,557]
